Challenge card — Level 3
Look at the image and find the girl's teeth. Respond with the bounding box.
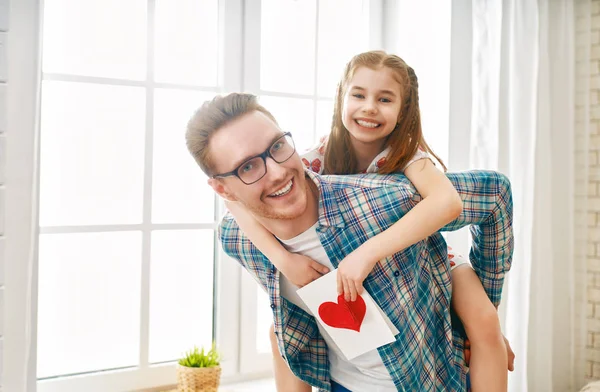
[356,119,379,128]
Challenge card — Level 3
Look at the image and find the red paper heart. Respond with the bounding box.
[318,294,366,332]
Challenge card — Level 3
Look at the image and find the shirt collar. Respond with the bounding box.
[305,170,345,229]
[365,146,391,173]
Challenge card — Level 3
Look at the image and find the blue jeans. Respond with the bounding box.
[331,381,352,392]
[331,375,469,392]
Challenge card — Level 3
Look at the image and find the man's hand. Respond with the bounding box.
[463,335,515,371]
[278,253,329,288]
[336,249,376,302]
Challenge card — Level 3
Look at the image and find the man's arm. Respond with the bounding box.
[321,171,512,302]
[441,170,514,307]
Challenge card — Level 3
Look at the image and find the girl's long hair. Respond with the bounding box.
[323,50,446,175]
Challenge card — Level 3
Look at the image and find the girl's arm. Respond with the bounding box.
[367,158,462,258]
[337,158,462,300]
[226,201,329,287]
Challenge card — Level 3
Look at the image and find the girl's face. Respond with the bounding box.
[341,66,403,150]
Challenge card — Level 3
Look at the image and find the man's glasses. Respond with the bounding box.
[211,132,296,185]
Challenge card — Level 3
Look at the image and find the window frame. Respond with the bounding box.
[34,1,242,391]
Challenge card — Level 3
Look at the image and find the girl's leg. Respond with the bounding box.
[451,264,507,392]
[269,324,312,392]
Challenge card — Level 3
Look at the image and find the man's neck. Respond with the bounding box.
[259,175,320,240]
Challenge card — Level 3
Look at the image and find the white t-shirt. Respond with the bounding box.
[279,224,398,392]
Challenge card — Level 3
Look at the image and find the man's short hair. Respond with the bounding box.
[186,93,278,176]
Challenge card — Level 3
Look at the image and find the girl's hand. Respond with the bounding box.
[336,250,376,302]
[277,253,330,288]
[463,335,515,371]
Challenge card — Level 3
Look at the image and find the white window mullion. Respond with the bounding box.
[239,273,273,375]
[139,0,156,372]
[215,0,244,380]
[43,73,221,93]
[368,0,384,49]
[42,73,148,88]
[238,0,275,376]
[39,223,218,234]
[444,0,474,263]
[243,0,262,94]
[312,2,320,142]
[256,90,323,100]
[219,0,244,93]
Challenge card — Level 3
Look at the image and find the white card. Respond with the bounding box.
[296,269,397,360]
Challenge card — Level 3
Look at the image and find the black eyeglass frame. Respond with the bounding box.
[210,132,296,185]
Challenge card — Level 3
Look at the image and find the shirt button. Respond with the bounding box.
[394,271,400,277]
[270,303,276,309]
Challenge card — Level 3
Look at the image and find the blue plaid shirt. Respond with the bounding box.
[219,170,513,391]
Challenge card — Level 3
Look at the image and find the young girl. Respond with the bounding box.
[227,51,510,391]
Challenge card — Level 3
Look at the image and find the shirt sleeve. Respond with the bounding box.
[367,145,431,173]
[403,146,430,170]
[441,171,514,307]
[300,135,327,174]
[218,214,271,293]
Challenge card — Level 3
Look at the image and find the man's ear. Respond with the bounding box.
[208,178,238,202]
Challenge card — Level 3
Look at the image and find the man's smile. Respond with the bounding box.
[268,179,294,197]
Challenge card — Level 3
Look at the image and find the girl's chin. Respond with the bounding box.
[350,133,385,145]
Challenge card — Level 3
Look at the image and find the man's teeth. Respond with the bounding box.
[270,180,293,197]
[356,119,380,128]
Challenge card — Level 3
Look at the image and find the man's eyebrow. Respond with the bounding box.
[229,133,285,170]
[349,86,398,97]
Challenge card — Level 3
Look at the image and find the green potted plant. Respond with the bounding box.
[177,343,221,392]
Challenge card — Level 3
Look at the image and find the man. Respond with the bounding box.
[186,93,514,391]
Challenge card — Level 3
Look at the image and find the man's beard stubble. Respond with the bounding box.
[240,171,311,221]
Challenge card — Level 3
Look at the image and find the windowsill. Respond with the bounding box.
[220,377,277,391]
[159,377,277,392]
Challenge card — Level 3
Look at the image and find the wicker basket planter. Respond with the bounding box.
[176,364,222,392]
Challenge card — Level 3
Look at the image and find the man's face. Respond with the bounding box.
[208,111,309,221]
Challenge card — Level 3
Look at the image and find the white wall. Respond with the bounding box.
[583,0,600,382]
[3,0,40,391]
[0,0,9,389]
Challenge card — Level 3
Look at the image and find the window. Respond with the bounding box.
[36,1,381,390]
[37,1,221,391]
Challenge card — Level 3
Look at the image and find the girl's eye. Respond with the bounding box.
[352,93,365,99]
[380,97,392,103]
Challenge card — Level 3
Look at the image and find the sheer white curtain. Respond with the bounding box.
[387,0,585,389]
[467,0,586,391]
